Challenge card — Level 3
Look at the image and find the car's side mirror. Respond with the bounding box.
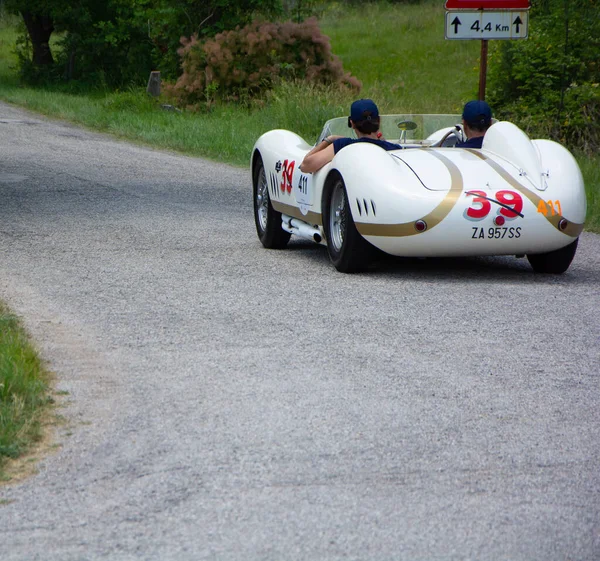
[397,120,418,143]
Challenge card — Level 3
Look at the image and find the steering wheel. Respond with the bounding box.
[433,126,464,147]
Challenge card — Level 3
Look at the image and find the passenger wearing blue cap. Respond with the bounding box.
[455,100,493,149]
[300,99,400,173]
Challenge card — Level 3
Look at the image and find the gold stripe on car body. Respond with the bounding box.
[355,150,464,237]
[466,149,584,238]
[271,200,323,225]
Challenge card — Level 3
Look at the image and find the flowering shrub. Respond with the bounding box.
[166,18,361,109]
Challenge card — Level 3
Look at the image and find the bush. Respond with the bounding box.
[166,17,361,110]
[487,0,600,154]
[56,5,155,88]
[147,0,286,79]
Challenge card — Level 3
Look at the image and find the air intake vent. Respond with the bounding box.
[356,198,377,217]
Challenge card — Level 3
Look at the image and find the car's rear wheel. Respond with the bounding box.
[323,177,373,273]
[527,238,578,274]
[253,156,291,249]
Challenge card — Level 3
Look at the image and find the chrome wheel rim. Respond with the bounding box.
[256,166,269,232]
[329,182,346,252]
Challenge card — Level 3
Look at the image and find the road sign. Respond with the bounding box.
[445,10,528,39]
[445,0,530,9]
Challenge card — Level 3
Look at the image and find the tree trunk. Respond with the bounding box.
[20,11,55,66]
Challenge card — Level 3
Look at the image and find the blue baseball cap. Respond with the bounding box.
[350,99,379,122]
[462,100,492,125]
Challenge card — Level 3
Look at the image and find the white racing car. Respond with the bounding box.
[251,114,586,273]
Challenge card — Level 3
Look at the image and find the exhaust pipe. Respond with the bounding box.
[281,214,322,243]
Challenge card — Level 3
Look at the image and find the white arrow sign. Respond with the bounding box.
[445,10,529,39]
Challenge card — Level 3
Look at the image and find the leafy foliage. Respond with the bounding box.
[54,1,155,87]
[282,0,326,22]
[6,0,155,87]
[487,0,600,154]
[166,18,361,109]
[146,0,285,78]
[4,0,288,86]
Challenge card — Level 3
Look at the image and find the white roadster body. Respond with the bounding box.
[251,114,586,273]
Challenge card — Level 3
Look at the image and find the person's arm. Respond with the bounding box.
[299,135,342,174]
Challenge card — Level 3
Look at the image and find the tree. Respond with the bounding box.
[3,0,71,68]
[487,0,600,153]
[20,11,54,66]
[4,0,286,85]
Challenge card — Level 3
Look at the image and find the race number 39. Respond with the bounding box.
[280,160,295,194]
[465,190,523,220]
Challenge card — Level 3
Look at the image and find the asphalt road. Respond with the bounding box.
[0,101,599,561]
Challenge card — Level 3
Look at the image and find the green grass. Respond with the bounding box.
[321,1,481,113]
[0,304,53,481]
[577,155,600,233]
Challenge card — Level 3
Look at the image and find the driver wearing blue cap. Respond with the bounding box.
[300,99,401,173]
[456,100,493,149]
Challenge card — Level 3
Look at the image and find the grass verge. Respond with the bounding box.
[0,304,55,483]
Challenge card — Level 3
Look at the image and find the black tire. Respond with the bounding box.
[527,238,579,274]
[253,156,291,249]
[323,177,374,273]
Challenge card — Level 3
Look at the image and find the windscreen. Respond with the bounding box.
[316,114,462,145]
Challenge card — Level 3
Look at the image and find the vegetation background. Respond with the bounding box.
[0,0,598,476]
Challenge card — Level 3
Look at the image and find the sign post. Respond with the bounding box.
[478,39,488,100]
[445,0,530,100]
